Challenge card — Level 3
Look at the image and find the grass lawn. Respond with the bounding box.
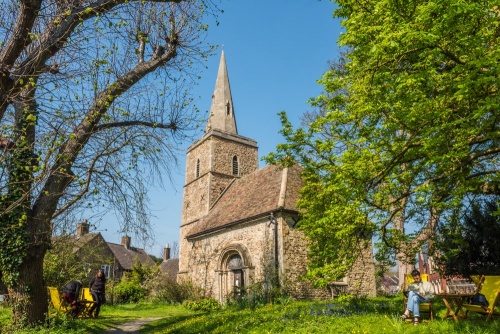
[1,296,499,333]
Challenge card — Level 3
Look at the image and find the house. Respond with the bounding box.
[177,51,376,302]
[160,243,179,281]
[417,251,476,294]
[57,221,155,280]
[107,235,156,278]
[379,275,400,295]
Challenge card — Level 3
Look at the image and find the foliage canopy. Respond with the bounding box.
[433,197,500,276]
[266,0,500,286]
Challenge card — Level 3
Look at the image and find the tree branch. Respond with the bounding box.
[33,41,180,219]
[95,120,178,132]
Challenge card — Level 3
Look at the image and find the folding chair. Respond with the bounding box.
[47,287,72,317]
[403,273,434,321]
[462,275,500,321]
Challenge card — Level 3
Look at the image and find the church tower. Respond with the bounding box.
[178,51,259,272]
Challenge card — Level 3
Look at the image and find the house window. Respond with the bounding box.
[196,159,200,178]
[232,156,239,176]
[100,264,111,278]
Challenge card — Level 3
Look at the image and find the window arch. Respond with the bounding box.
[196,159,200,178]
[227,254,243,270]
[232,155,239,176]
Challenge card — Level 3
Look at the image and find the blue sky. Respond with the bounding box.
[100,0,342,257]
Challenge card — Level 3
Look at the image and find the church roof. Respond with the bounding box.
[205,50,238,134]
[186,163,303,238]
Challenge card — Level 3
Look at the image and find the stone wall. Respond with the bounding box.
[280,215,376,299]
[180,213,376,302]
[211,136,258,178]
[185,137,212,185]
[279,216,330,299]
[183,217,274,301]
[345,241,377,297]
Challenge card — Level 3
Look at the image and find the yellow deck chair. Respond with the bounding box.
[47,287,71,316]
[470,275,481,287]
[462,275,500,321]
[403,273,434,321]
[80,287,93,301]
[77,287,97,318]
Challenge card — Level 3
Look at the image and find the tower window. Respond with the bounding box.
[232,155,239,176]
[226,102,231,116]
[196,159,200,178]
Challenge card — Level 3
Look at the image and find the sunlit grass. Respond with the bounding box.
[1,297,499,333]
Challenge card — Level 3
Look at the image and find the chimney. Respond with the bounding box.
[76,220,89,237]
[163,243,170,261]
[121,235,131,249]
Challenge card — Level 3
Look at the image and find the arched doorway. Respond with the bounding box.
[217,244,253,302]
[228,254,243,298]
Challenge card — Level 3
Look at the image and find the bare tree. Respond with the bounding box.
[0,0,218,326]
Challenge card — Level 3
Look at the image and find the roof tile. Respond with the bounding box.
[187,164,303,237]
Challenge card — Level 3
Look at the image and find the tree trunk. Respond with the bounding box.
[397,261,413,290]
[8,233,49,326]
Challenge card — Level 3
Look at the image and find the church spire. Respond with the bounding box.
[205,50,237,134]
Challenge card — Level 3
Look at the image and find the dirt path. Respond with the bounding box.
[102,317,162,333]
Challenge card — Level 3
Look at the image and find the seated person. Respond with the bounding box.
[62,280,83,317]
[401,269,434,325]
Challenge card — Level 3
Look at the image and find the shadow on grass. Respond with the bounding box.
[138,314,203,334]
[70,314,140,334]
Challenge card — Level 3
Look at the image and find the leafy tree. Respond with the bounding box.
[432,198,500,276]
[43,237,86,288]
[114,260,152,303]
[0,0,217,326]
[43,234,112,288]
[266,0,500,287]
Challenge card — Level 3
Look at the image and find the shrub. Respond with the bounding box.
[157,279,202,304]
[335,293,355,303]
[113,280,145,303]
[142,268,203,304]
[182,298,221,312]
[225,280,293,310]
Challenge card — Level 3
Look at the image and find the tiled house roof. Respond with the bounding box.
[53,223,156,279]
[107,242,156,271]
[187,163,303,238]
[380,275,399,287]
[66,233,101,253]
[160,258,179,280]
[53,232,110,258]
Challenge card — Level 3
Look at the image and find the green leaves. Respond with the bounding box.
[267,0,500,285]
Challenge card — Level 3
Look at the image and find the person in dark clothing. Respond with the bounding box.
[62,280,82,318]
[88,269,106,318]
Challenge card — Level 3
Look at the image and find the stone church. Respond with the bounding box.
[177,51,376,302]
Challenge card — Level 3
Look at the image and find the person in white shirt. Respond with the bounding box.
[401,269,435,325]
